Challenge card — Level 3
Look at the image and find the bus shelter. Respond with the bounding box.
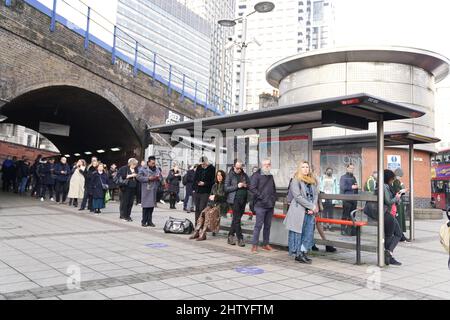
[313,131,440,242]
[148,93,428,267]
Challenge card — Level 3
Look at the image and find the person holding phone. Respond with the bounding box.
[383,169,403,266]
[225,159,250,247]
[68,159,86,208]
[339,164,359,236]
[118,158,139,222]
[393,168,409,242]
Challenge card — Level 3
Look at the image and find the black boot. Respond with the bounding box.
[303,252,312,262]
[295,252,311,264]
[311,245,319,252]
[326,245,337,253]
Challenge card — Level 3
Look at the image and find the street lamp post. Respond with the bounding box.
[218,1,275,113]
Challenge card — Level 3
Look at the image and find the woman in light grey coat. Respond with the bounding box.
[284,161,319,264]
[137,156,162,227]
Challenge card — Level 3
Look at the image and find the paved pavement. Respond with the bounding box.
[0,192,449,300]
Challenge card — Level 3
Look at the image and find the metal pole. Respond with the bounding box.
[50,0,58,32]
[152,52,157,84]
[377,115,385,267]
[181,74,185,101]
[133,41,139,76]
[219,34,227,113]
[194,81,198,109]
[168,65,172,96]
[409,142,415,240]
[111,26,117,65]
[84,7,91,50]
[238,17,248,113]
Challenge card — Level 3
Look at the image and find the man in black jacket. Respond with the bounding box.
[182,165,196,213]
[249,159,277,253]
[193,156,215,225]
[39,158,56,202]
[54,157,71,204]
[79,157,99,212]
[225,159,250,247]
[339,164,359,236]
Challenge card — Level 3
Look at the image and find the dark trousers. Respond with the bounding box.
[323,200,334,219]
[136,183,141,204]
[31,177,40,196]
[55,181,69,203]
[2,177,14,192]
[120,187,135,219]
[252,206,274,246]
[385,212,402,252]
[110,188,118,201]
[40,184,54,199]
[80,189,93,211]
[195,193,210,225]
[142,207,154,225]
[342,200,357,234]
[183,193,192,210]
[229,196,247,240]
[169,192,179,208]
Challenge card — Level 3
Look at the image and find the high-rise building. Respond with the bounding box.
[116,0,211,105]
[232,0,335,111]
[180,1,236,113]
[115,0,235,114]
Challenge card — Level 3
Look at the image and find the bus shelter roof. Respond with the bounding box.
[148,94,425,135]
[313,131,441,149]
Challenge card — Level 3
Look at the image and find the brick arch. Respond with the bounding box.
[1,84,145,163]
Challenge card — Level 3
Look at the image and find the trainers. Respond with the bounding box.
[227,235,236,246]
[159,200,165,204]
[237,239,245,247]
[311,245,319,252]
[262,245,273,251]
[389,257,402,266]
[251,245,258,253]
[50,198,55,202]
[40,197,44,202]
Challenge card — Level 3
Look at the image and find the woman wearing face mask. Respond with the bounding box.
[284,161,318,264]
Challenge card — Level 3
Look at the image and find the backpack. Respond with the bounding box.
[182,173,188,186]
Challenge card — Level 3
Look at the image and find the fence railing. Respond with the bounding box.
[3,0,232,115]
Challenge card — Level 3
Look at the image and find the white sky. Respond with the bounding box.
[35,0,450,145]
[334,0,450,147]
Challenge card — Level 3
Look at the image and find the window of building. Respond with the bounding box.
[238,5,247,9]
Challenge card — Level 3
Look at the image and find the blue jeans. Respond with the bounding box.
[288,214,316,256]
[18,177,28,194]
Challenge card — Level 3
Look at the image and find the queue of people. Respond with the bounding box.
[1,153,410,267]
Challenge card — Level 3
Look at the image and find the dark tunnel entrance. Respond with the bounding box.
[1,86,143,166]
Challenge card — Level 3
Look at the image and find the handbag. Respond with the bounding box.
[104,190,111,203]
[390,203,397,217]
[114,173,129,187]
[99,175,109,190]
[163,217,194,234]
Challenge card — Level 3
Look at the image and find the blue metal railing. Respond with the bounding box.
[3,0,232,115]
